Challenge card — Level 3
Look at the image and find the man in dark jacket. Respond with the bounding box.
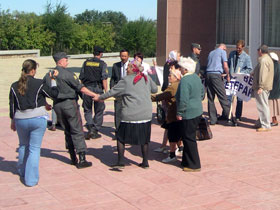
[110,49,130,139]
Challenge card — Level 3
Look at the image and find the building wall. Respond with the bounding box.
[156,0,217,67]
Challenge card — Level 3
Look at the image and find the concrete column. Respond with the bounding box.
[249,0,262,68]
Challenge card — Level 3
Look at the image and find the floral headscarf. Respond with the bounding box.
[130,59,147,84]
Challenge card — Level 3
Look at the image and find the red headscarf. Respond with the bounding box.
[131,60,148,84]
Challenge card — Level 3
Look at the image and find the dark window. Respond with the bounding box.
[217,0,246,45]
[262,0,280,47]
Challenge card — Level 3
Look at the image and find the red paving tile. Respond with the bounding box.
[1,99,280,209]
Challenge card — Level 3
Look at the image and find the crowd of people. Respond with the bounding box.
[9,42,280,187]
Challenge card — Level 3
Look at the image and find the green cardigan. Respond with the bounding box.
[175,73,204,119]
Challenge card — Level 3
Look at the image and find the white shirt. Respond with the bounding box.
[142,62,151,75]
[121,61,129,78]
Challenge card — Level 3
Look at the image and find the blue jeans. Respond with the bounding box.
[15,117,47,186]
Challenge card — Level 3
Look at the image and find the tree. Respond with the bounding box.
[119,17,156,57]
[75,10,127,50]
[42,3,76,53]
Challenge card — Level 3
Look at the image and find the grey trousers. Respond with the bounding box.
[255,90,271,129]
[82,85,105,132]
[206,73,230,123]
[54,99,87,153]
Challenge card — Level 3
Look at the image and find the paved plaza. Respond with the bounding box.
[0,57,280,209]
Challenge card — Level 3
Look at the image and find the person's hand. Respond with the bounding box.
[257,88,263,95]
[49,69,59,79]
[93,94,100,101]
[151,94,156,102]
[226,74,230,83]
[176,115,182,121]
[45,103,52,111]
[11,120,16,131]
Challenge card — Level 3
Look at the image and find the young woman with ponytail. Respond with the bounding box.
[9,59,58,187]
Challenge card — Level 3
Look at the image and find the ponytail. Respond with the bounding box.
[17,59,38,96]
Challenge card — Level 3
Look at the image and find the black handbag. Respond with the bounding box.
[196,117,213,140]
[156,101,166,125]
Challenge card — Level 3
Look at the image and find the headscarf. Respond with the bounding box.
[130,60,148,84]
[168,50,178,62]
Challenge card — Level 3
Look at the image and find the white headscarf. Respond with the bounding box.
[270,52,279,61]
[168,50,178,61]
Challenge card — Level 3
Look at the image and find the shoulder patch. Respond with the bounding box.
[73,73,78,80]
[86,62,100,67]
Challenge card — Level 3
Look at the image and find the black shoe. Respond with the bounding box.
[236,117,241,122]
[85,131,92,140]
[76,152,92,169]
[111,163,125,169]
[217,115,228,121]
[48,125,56,131]
[91,131,102,139]
[138,163,149,169]
[227,120,237,127]
[69,147,78,165]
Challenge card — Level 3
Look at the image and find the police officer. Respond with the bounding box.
[190,43,203,77]
[44,52,97,169]
[79,46,108,139]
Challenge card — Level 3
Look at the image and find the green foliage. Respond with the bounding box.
[0,6,156,57]
[119,17,157,57]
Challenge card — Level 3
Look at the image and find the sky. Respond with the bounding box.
[0,0,157,21]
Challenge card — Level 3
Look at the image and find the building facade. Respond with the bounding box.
[157,0,280,68]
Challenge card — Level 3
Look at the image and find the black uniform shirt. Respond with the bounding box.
[79,57,108,86]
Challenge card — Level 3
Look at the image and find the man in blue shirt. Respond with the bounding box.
[206,44,232,125]
[228,40,253,121]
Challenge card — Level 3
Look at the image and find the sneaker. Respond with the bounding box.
[153,147,167,153]
[162,156,177,163]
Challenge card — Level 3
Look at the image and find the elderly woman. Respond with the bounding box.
[154,51,181,153]
[9,59,58,186]
[152,66,182,163]
[175,57,204,172]
[95,60,158,168]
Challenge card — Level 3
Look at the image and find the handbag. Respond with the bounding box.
[196,117,213,140]
[156,101,166,125]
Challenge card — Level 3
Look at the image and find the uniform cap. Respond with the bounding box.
[191,43,202,50]
[53,52,69,63]
[94,46,104,54]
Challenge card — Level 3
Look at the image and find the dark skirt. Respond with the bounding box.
[117,121,151,145]
[167,121,182,142]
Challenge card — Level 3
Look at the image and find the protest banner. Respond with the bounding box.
[225,73,253,102]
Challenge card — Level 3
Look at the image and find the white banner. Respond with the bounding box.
[155,66,164,87]
[224,73,253,102]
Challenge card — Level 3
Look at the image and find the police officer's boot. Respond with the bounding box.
[91,130,102,139]
[85,125,94,140]
[76,152,92,169]
[68,145,78,165]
